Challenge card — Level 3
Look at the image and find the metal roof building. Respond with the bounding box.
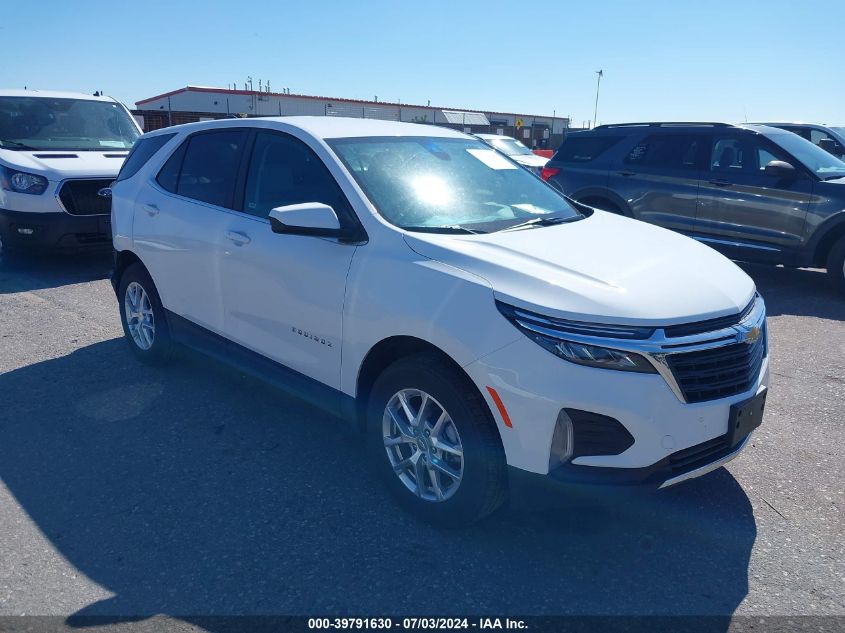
[133,86,569,148]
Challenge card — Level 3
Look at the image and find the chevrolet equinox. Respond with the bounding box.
[111,117,769,524]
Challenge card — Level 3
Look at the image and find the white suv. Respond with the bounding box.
[111,117,769,524]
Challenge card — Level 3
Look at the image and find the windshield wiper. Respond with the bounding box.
[0,140,38,150]
[499,216,576,233]
[401,225,486,234]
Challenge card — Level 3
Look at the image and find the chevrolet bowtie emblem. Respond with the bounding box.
[741,326,761,344]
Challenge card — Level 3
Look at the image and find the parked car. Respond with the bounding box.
[0,89,141,254]
[752,122,845,159]
[475,133,549,174]
[111,117,768,524]
[542,122,845,292]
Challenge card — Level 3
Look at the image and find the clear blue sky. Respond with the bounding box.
[2,0,843,125]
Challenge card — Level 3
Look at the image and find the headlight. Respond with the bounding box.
[1,167,49,195]
[496,300,657,373]
[535,337,655,372]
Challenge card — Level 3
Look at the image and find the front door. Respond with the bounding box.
[694,132,813,260]
[219,129,358,390]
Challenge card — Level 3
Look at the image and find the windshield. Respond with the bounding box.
[328,136,580,232]
[0,97,140,151]
[485,136,533,156]
[767,130,845,179]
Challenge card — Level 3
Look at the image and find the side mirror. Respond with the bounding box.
[817,137,845,158]
[268,202,348,238]
[818,138,837,155]
[763,160,797,179]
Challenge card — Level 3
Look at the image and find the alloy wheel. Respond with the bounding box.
[382,388,464,502]
[124,281,155,350]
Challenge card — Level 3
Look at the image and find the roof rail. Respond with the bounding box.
[593,122,734,130]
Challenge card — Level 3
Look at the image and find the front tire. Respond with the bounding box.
[118,262,174,364]
[827,236,845,295]
[367,353,508,525]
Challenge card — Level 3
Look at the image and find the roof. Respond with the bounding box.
[0,88,118,102]
[135,85,561,121]
[143,115,471,140]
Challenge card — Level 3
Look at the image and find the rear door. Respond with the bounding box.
[609,132,707,232]
[132,128,248,333]
[694,131,813,259]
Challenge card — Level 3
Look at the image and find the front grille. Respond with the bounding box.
[58,179,112,216]
[666,328,766,403]
[664,296,756,338]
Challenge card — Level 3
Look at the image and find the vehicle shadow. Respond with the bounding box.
[0,339,755,630]
[738,263,845,320]
[0,251,112,295]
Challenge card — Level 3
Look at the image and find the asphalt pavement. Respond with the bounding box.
[0,252,842,628]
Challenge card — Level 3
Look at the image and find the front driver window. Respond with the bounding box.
[711,136,791,174]
[242,131,352,220]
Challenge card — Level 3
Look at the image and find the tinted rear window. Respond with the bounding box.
[156,129,248,208]
[116,133,175,182]
[625,134,706,170]
[554,136,622,163]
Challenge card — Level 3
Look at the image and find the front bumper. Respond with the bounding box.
[0,208,112,252]
[464,324,769,481]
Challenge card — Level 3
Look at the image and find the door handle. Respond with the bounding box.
[618,170,636,177]
[225,230,251,246]
[142,203,159,216]
[708,179,731,187]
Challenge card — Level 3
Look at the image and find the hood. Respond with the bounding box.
[0,149,128,180]
[511,154,549,168]
[403,211,756,326]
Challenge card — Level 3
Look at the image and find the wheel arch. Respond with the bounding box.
[354,335,491,433]
[808,213,845,268]
[113,249,146,284]
[569,187,632,216]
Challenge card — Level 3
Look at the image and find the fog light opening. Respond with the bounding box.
[549,409,574,469]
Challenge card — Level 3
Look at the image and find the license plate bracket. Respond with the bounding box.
[728,388,766,447]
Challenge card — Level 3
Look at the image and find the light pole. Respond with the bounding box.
[593,70,603,128]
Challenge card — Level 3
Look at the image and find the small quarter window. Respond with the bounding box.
[554,136,622,163]
[117,134,176,182]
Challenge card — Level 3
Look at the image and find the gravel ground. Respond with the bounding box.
[0,253,842,627]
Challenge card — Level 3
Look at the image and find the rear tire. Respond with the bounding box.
[827,236,845,295]
[367,353,508,526]
[118,262,174,364]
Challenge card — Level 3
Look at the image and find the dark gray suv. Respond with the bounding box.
[542,122,845,292]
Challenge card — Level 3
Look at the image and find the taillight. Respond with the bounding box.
[541,166,560,181]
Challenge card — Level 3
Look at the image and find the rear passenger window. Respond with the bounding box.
[177,130,248,208]
[156,129,248,208]
[242,131,353,220]
[117,133,175,182]
[625,135,705,170]
[554,136,622,162]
